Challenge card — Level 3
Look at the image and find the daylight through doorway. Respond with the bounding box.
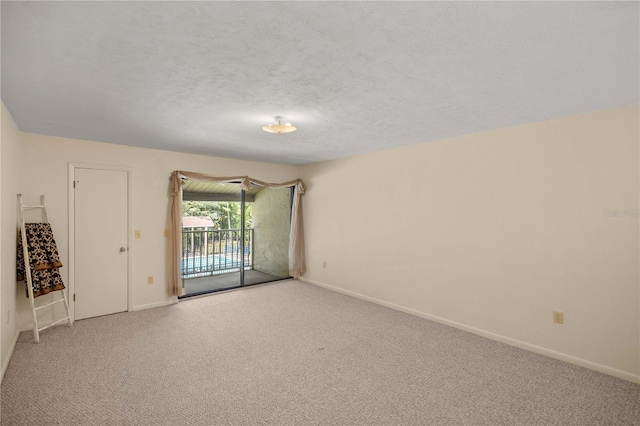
[178,182,294,298]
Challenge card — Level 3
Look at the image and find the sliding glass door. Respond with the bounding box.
[179,181,291,298]
[244,185,292,286]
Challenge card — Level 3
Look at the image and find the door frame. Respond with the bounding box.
[68,162,133,320]
[179,182,292,299]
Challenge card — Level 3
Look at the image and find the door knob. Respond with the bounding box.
[119,247,127,253]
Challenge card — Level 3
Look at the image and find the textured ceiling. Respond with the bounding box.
[2,1,638,166]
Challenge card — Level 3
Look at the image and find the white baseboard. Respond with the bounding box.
[299,277,640,384]
[19,317,71,332]
[17,300,174,328]
[132,300,175,311]
[2,328,21,384]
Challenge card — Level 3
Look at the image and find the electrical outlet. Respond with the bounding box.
[147,276,154,285]
[135,230,142,239]
[322,261,326,268]
[553,311,564,324]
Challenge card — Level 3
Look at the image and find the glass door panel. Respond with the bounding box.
[179,182,292,298]
[180,181,243,296]
[244,186,292,286]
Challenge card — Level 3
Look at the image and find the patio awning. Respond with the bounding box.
[181,180,265,202]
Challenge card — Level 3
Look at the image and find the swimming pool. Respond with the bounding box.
[181,254,250,278]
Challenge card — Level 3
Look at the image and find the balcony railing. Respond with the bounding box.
[181,227,253,278]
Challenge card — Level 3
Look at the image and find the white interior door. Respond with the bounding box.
[74,168,128,320]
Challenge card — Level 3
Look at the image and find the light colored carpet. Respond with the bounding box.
[2,280,639,425]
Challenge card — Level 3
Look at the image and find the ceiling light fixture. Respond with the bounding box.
[262,116,297,134]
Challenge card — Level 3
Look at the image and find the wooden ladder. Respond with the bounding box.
[18,194,73,343]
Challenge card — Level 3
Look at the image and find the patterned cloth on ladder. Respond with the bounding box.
[17,223,65,298]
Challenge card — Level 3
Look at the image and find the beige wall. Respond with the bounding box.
[1,102,22,379]
[300,105,640,381]
[15,132,299,328]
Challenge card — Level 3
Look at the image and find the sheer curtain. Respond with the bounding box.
[168,171,306,297]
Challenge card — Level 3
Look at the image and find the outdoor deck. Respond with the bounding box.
[180,226,289,297]
[181,270,286,297]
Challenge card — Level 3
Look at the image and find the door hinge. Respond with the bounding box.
[73,294,75,302]
[73,181,76,188]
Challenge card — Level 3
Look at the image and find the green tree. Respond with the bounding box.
[182,201,251,230]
